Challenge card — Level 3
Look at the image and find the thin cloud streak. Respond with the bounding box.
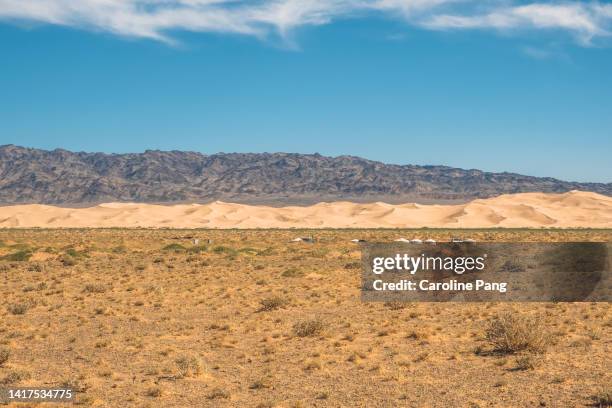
[424,3,611,44]
[0,0,611,45]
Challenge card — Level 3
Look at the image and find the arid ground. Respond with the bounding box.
[0,229,610,407]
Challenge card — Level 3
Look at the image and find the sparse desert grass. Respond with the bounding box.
[0,228,609,407]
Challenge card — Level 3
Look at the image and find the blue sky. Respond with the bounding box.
[0,1,611,182]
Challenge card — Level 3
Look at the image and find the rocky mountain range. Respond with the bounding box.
[0,144,610,205]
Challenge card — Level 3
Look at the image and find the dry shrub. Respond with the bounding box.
[207,387,230,400]
[293,319,324,337]
[0,348,9,366]
[281,267,304,278]
[258,296,287,312]
[60,255,76,266]
[60,376,91,393]
[145,386,163,398]
[591,389,611,407]
[485,312,551,354]
[8,303,28,315]
[175,355,202,378]
[384,301,406,310]
[83,284,106,294]
[514,355,539,370]
[0,369,30,385]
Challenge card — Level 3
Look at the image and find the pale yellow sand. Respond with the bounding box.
[0,191,610,229]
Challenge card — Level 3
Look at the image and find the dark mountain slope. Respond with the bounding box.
[0,145,609,205]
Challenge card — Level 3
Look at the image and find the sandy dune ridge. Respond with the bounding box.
[0,191,611,229]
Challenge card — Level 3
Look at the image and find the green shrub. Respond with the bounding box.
[163,243,186,252]
[212,246,236,255]
[65,248,89,258]
[2,250,32,262]
[187,245,207,253]
[281,267,304,278]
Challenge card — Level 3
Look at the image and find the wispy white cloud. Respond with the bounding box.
[423,3,611,45]
[0,0,611,45]
[520,44,571,62]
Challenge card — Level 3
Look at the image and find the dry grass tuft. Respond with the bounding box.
[258,296,288,312]
[293,319,325,337]
[207,387,230,400]
[0,348,9,366]
[384,301,406,310]
[83,284,106,294]
[7,303,28,315]
[485,312,551,354]
[514,355,539,371]
[175,355,203,378]
[0,369,30,385]
[591,389,612,407]
[281,267,304,278]
[145,386,163,398]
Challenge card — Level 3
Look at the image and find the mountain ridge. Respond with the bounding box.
[1,144,610,205]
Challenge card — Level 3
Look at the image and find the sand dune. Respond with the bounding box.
[0,191,611,229]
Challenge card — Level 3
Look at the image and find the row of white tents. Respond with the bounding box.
[289,237,476,244]
[349,237,476,244]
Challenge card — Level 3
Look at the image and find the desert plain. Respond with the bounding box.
[0,227,610,407]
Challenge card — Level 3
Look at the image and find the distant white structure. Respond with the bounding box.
[350,239,366,243]
[410,239,423,244]
[464,238,476,243]
[394,238,410,243]
[451,237,463,243]
[193,239,200,245]
[424,239,436,244]
[291,237,314,243]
